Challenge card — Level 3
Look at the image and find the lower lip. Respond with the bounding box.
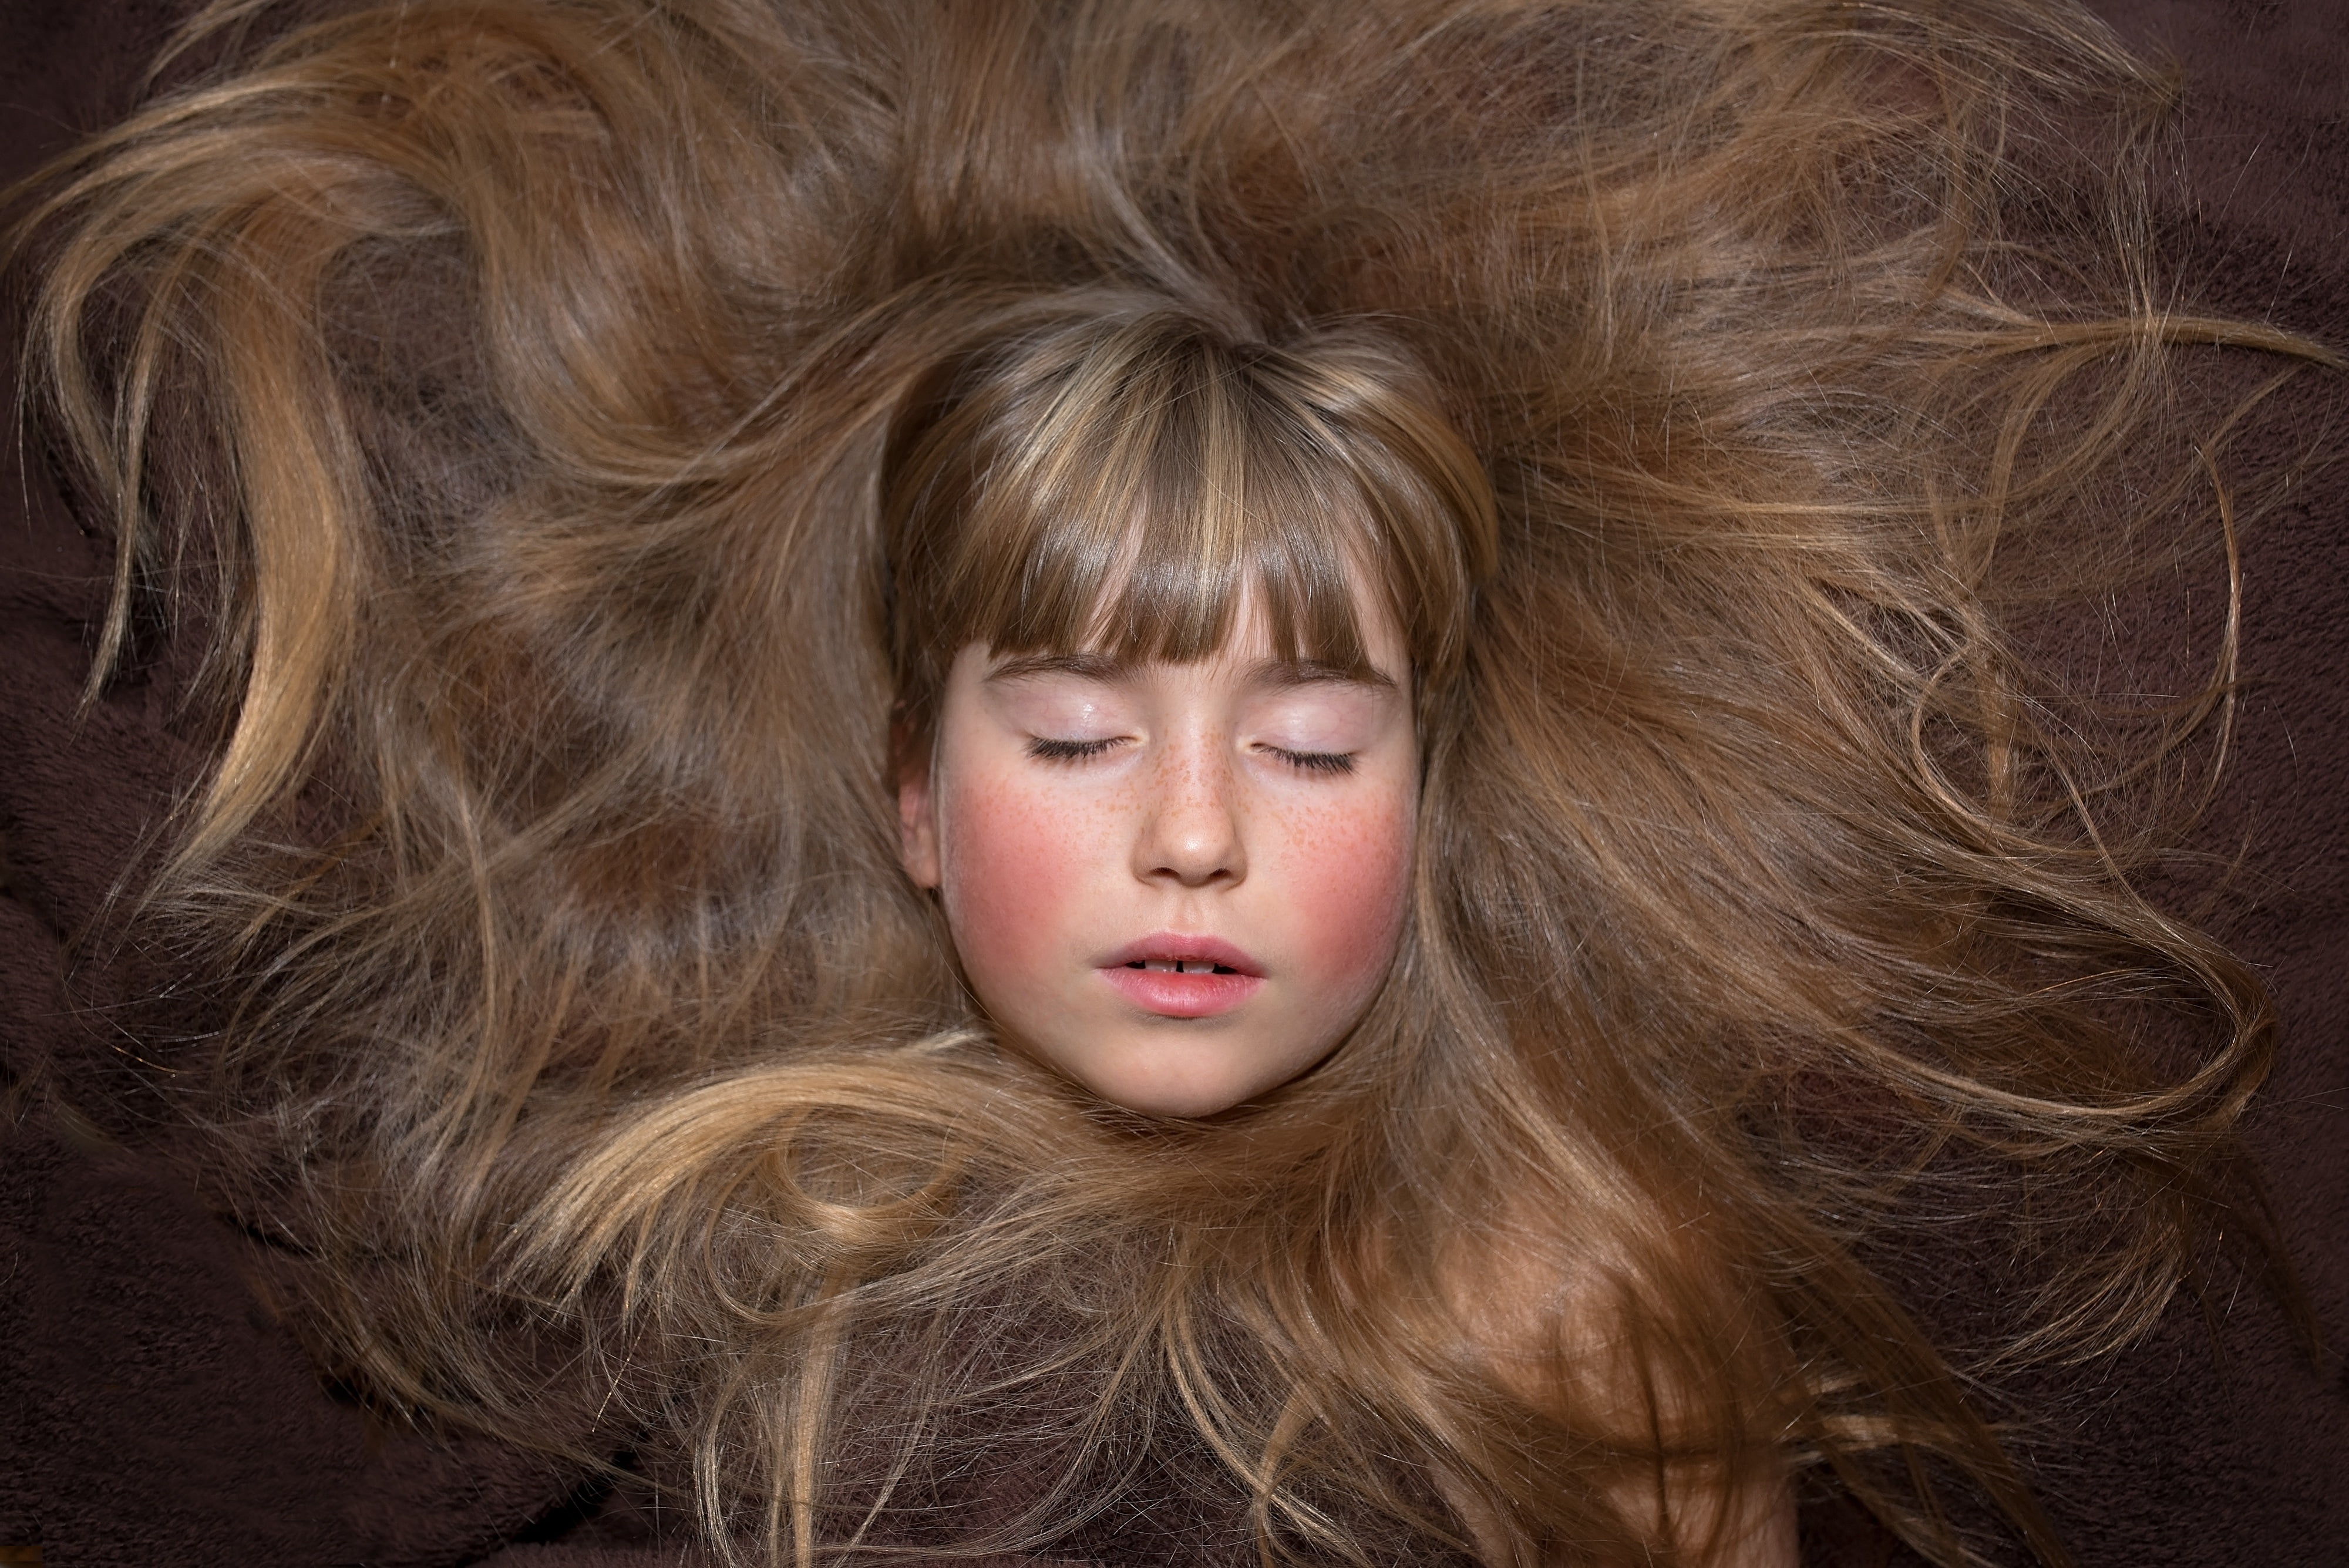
[1099,965,1264,1018]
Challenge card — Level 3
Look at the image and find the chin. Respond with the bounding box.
[1088,1076,1253,1120]
[1069,1054,1271,1120]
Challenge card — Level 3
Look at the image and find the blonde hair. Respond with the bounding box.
[11,0,2333,1563]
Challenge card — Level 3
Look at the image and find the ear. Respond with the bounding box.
[895,731,942,890]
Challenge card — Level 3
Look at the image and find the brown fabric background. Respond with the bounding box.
[2,1,2343,1563]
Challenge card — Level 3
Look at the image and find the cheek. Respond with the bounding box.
[1277,792,1416,1002]
[934,767,1100,1000]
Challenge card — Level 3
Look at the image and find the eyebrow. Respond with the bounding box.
[984,651,1398,691]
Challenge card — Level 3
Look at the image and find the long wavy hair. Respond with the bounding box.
[11,0,2333,1563]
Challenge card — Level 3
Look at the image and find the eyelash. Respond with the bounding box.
[1024,738,1357,776]
[1268,747,1357,776]
[1028,737,1119,762]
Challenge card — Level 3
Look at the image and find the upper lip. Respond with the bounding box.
[1097,933,1264,976]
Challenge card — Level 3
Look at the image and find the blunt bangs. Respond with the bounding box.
[885,301,1497,719]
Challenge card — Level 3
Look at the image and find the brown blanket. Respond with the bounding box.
[2,2,2344,1563]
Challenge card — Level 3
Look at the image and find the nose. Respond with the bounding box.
[1133,732,1246,889]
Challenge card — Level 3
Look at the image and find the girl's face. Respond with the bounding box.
[897,589,1419,1118]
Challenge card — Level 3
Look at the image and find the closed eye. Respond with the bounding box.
[1266,746,1357,776]
[1028,736,1122,762]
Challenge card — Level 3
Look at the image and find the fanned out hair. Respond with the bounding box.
[11,0,2334,1563]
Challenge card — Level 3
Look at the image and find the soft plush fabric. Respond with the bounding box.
[2,2,2343,1563]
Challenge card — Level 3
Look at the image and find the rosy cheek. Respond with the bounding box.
[935,769,1091,1008]
[1280,793,1415,1004]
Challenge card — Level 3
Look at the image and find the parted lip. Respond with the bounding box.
[1096,933,1264,976]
